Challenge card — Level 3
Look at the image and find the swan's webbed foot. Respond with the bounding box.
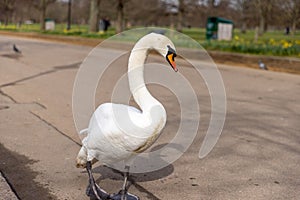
[86,161,110,200]
[109,166,139,200]
[85,163,139,200]
[109,190,140,200]
[86,183,110,200]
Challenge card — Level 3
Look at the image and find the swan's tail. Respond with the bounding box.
[79,128,88,135]
[78,128,88,142]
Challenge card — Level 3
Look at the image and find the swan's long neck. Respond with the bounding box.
[128,41,165,117]
[128,47,161,112]
[126,34,168,152]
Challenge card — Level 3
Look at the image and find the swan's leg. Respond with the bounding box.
[86,161,101,199]
[110,165,139,200]
[86,161,110,200]
[120,165,130,200]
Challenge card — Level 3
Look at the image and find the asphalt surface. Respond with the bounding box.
[0,35,300,200]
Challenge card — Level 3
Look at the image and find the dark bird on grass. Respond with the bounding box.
[258,60,267,70]
[13,44,21,54]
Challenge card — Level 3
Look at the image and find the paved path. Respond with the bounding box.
[0,35,299,200]
[0,172,18,200]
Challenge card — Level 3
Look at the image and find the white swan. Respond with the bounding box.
[76,33,177,200]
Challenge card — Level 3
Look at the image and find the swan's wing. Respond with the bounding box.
[86,103,153,153]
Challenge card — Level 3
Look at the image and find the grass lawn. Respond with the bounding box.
[183,27,300,57]
[0,23,299,57]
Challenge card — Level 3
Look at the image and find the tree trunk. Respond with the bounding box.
[291,20,296,36]
[170,13,175,30]
[176,0,184,32]
[256,0,267,36]
[258,14,265,36]
[254,26,259,42]
[241,22,247,34]
[241,10,247,34]
[40,0,46,31]
[67,0,72,30]
[89,0,101,32]
[116,0,124,34]
[3,0,14,26]
[291,1,300,36]
[263,21,268,32]
[4,13,9,26]
[177,12,183,32]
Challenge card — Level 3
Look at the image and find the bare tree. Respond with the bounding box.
[184,0,209,27]
[254,0,276,35]
[207,0,218,16]
[32,0,56,30]
[177,0,201,31]
[2,0,296,33]
[69,0,89,24]
[282,0,300,35]
[125,0,163,26]
[0,0,16,25]
[67,0,72,30]
[176,0,184,32]
[115,0,125,33]
[89,0,101,32]
[234,0,250,33]
[161,0,182,31]
[0,0,34,25]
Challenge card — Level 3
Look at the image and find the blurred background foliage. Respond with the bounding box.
[0,0,299,56]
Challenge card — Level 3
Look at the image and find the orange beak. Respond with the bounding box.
[167,53,178,72]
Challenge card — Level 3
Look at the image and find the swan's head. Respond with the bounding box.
[151,33,178,72]
[165,44,178,72]
[138,33,177,72]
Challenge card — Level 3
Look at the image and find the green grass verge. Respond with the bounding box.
[0,23,299,57]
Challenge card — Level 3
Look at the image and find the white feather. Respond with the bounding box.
[77,33,176,166]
